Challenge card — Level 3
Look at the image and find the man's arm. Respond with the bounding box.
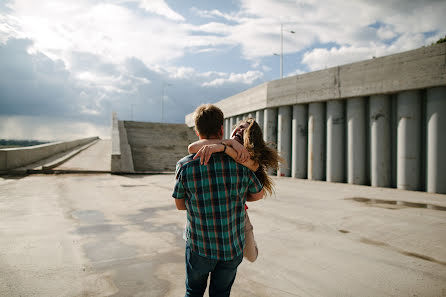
[247,188,264,202]
[175,198,187,210]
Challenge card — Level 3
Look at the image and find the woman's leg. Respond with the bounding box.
[243,211,258,262]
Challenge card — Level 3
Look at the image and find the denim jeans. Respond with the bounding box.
[185,243,243,297]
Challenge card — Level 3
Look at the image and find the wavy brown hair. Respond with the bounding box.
[239,118,283,196]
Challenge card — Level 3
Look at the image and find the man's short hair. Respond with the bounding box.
[194,104,224,138]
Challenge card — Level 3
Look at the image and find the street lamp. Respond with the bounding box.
[161,83,172,123]
[131,103,136,121]
[277,23,295,79]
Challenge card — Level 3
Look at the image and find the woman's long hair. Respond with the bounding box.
[240,118,283,196]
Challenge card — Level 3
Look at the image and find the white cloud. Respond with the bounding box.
[302,45,380,71]
[202,70,263,87]
[191,8,240,22]
[139,0,185,21]
[377,25,396,40]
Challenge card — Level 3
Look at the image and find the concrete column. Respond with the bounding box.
[264,108,278,175]
[370,95,391,187]
[292,104,307,179]
[264,108,278,144]
[224,118,230,139]
[397,90,421,191]
[347,97,366,185]
[307,102,325,180]
[326,100,345,183]
[248,112,255,119]
[277,106,292,177]
[236,115,242,124]
[426,87,446,194]
[256,110,264,132]
[229,117,236,138]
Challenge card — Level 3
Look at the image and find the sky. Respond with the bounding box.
[0,0,445,141]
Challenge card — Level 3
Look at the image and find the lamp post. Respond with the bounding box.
[131,104,136,121]
[277,24,295,79]
[161,83,172,123]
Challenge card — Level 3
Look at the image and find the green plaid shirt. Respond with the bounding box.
[172,153,263,261]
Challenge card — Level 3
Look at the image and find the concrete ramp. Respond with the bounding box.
[124,121,197,172]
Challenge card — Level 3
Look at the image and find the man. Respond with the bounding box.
[172,104,264,297]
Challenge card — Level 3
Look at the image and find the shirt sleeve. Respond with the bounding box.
[172,163,186,199]
[247,170,263,194]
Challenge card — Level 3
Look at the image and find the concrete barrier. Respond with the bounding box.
[0,136,99,171]
[111,112,134,173]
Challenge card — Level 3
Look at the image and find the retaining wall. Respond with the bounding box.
[0,136,99,171]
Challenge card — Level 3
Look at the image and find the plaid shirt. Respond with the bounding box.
[172,153,263,261]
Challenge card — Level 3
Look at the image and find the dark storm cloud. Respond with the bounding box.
[0,38,262,127]
[0,38,79,117]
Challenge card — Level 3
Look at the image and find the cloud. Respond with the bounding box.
[138,0,185,21]
[191,8,240,22]
[202,70,263,87]
[1,0,445,141]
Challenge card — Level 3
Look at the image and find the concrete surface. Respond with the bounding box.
[0,173,445,297]
[54,139,112,172]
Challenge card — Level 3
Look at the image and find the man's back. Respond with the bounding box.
[173,152,263,261]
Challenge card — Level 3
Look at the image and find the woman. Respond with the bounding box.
[188,117,282,262]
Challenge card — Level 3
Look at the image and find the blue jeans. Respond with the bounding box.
[185,243,243,297]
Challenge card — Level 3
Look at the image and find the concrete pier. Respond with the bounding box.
[397,91,421,191]
[347,97,366,185]
[184,43,446,195]
[255,109,264,132]
[277,106,292,177]
[370,95,391,187]
[426,87,446,194]
[292,104,307,179]
[326,100,345,183]
[264,108,278,175]
[224,118,230,139]
[307,102,325,181]
[264,108,278,145]
[229,117,236,137]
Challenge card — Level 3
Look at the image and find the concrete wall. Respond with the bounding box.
[124,121,197,172]
[184,43,446,194]
[111,112,135,173]
[0,137,98,171]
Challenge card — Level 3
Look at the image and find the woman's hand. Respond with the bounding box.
[193,144,223,165]
[227,139,250,163]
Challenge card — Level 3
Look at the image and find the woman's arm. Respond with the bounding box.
[193,143,259,171]
[189,139,249,162]
[188,139,222,154]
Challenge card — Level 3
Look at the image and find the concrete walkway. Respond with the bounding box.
[0,174,445,297]
[53,139,111,172]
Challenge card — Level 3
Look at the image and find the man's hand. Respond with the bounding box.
[247,189,264,202]
[175,199,187,210]
[227,140,249,163]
